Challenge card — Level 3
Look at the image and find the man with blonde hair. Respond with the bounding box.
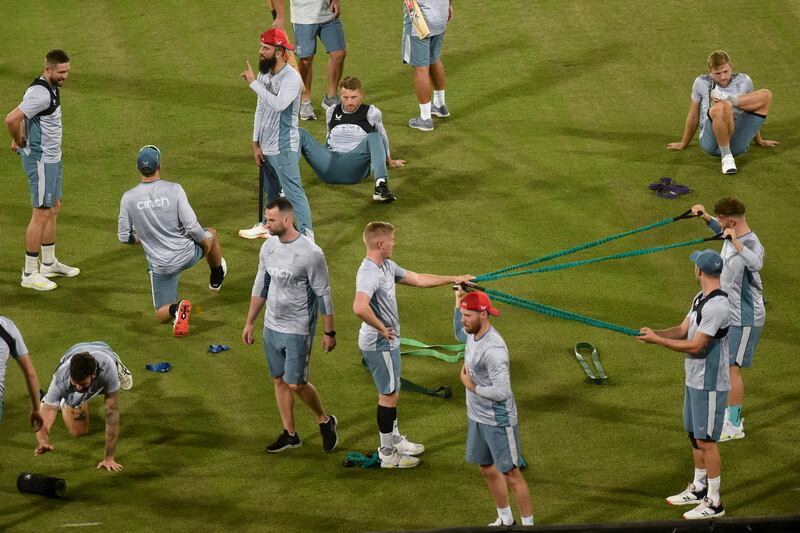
[353,221,472,468]
[667,50,777,174]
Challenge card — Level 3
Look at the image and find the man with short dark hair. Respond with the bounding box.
[667,50,777,174]
[118,145,227,337]
[242,198,339,453]
[692,198,764,441]
[638,249,731,519]
[5,49,79,291]
[299,76,405,202]
[36,341,132,472]
[0,316,44,429]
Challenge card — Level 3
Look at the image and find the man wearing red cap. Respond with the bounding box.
[239,29,315,242]
[454,286,534,527]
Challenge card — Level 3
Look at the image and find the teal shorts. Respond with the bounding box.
[22,156,62,208]
[683,385,728,441]
[293,18,346,59]
[264,327,313,385]
[149,244,204,309]
[699,111,766,156]
[466,419,523,473]
[727,325,762,368]
[401,18,445,67]
[361,346,401,395]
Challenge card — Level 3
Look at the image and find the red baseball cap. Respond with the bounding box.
[261,28,295,51]
[460,291,500,317]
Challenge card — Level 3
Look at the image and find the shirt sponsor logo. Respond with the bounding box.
[267,266,295,282]
[136,197,171,210]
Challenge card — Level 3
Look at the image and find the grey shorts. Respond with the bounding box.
[727,325,762,368]
[264,327,313,385]
[23,157,62,208]
[466,419,523,473]
[683,385,728,441]
[401,19,445,67]
[293,18,346,58]
[361,346,401,395]
[149,244,204,309]
[699,111,766,156]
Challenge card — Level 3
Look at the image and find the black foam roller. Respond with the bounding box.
[17,472,66,498]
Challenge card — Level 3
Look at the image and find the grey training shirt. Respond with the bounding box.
[684,292,731,392]
[42,341,120,408]
[356,258,407,351]
[1,316,29,396]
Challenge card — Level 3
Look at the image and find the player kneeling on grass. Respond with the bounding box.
[454,288,534,527]
[299,76,405,203]
[1,316,44,430]
[118,145,227,338]
[36,342,132,472]
[637,250,730,519]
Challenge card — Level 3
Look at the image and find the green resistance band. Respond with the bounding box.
[572,342,608,384]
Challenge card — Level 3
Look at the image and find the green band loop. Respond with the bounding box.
[573,342,608,384]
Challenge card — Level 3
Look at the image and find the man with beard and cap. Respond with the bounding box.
[453,286,535,527]
[5,49,79,291]
[242,197,339,454]
[239,28,315,242]
[298,76,405,202]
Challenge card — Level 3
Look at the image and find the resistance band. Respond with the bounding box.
[573,342,608,384]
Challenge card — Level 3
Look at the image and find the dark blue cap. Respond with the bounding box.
[690,249,723,276]
[137,145,161,175]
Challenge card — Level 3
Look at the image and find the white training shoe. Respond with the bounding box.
[394,435,425,456]
[379,447,420,469]
[238,222,270,240]
[721,154,737,175]
[666,483,707,506]
[20,271,57,291]
[683,497,726,519]
[114,354,133,391]
[488,517,515,527]
[719,418,745,442]
[40,261,80,278]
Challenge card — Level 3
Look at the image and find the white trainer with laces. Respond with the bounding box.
[114,354,133,391]
[683,497,725,519]
[394,435,424,456]
[488,517,515,527]
[666,483,707,505]
[721,154,737,175]
[20,271,57,291]
[40,261,80,278]
[719,418,745,442]
[238,222,270,239]
[378,447,420,469]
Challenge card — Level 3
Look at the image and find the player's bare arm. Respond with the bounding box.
[398,271,474,288]
[667,100,700,150]
[242,296,267,345]
[34,404,59,455]
[353,291,394,341]
[98,391,123,472]
[16,355,43,431]
[5,107,26,150]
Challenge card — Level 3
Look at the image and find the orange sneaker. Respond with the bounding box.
[173,300,192,337]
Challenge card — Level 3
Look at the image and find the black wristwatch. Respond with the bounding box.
[324,330,336,338]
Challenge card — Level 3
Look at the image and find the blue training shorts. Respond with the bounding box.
[22,156,62,208]
[361,346,401,395]
[466,419,523,473]
[699,111,766,156]
[683,385,728,441]
[149,244,205,309]
[293,18,346,59]
[727,325,762,368]
[401,18,445,67]
[264,327,314,385]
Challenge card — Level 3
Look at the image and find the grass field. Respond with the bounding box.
[1,1,799,531]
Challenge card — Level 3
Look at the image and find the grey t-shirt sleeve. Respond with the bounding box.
[117,194,133,244]
[308,247,334,315]
[42,370,66,407]
[696,297,730,338]
[0,318,29,358]
[355,265,379,297]
[392,262,407,282]
[691,76,707,103]
[175,185,206,243]
[474,345,512,402]
[18,85,51,119]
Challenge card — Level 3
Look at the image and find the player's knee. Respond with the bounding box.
[709,101,732,117]
[329,49,346,62]
[287,382,305,392]
[299,56,314,68]
[67,424,89,437]
[760,88,773,102]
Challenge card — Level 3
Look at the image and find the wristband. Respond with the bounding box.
[324,330,336,338]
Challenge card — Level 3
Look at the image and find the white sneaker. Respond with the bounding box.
[683,497,725,519]
[719,418,745,442]
[393,435,424,456]
[666,483,707,506]
[488,517,515,527]
[721,154,737,175]
[40,261,80,278]
[300,101,316,121]
[114,354,133,391]
[20,271,57,291]
[238,222,270,239]
[378,447,420,469]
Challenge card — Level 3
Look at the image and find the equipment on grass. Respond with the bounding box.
[145,362,172,373]
[572,343,608,384]
[404,0,431,39]
[17,473,66,498]
[207,344,230,354]
[343,451,381,469]
[649,177,692,200]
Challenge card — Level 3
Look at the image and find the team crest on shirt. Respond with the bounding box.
[334,114,342,121]
[292,253,300,264]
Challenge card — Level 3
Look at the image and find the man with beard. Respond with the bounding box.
[239,29,314,241]
[5,49,79,291]
[242,198,338,453]
[299,76,405,202]
[453,287,535,527]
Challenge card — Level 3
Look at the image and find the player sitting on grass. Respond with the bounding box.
[299,76,405,202]
[118,145,227,338]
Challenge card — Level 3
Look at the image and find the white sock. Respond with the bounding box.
[376,177,386,186]
[419,102,432,121]
[521,515,534,526]
[433,90,446,107]
[719,145,732,158]
[707,476,721,505]
[693,468,707,489]
[391,419,402,444]
[24,254,39,275]
[379,432,394,452]
[497,506,513,525]
[41,244,55,265]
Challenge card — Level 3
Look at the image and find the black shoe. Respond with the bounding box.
[320,415,339,453]
[265,430,302,453]
[209,257,227,292]
[372,182,396,203]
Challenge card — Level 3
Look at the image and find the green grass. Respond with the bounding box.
[1,1,799,531]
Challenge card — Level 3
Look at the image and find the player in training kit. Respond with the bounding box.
[403,0,452,131]
[638,250,731,519]
[239,29,315,241]
[270,0,346,120]
[118,145,227,337]
[242,198,339,453]
[667,50,777,175]
[299,76,406,202]
[692,198,764,441]
[36,341,132,472]
[453,289,534,527]
[5,49,79,291]
[0,317,44,429]
[353,221,472,468]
